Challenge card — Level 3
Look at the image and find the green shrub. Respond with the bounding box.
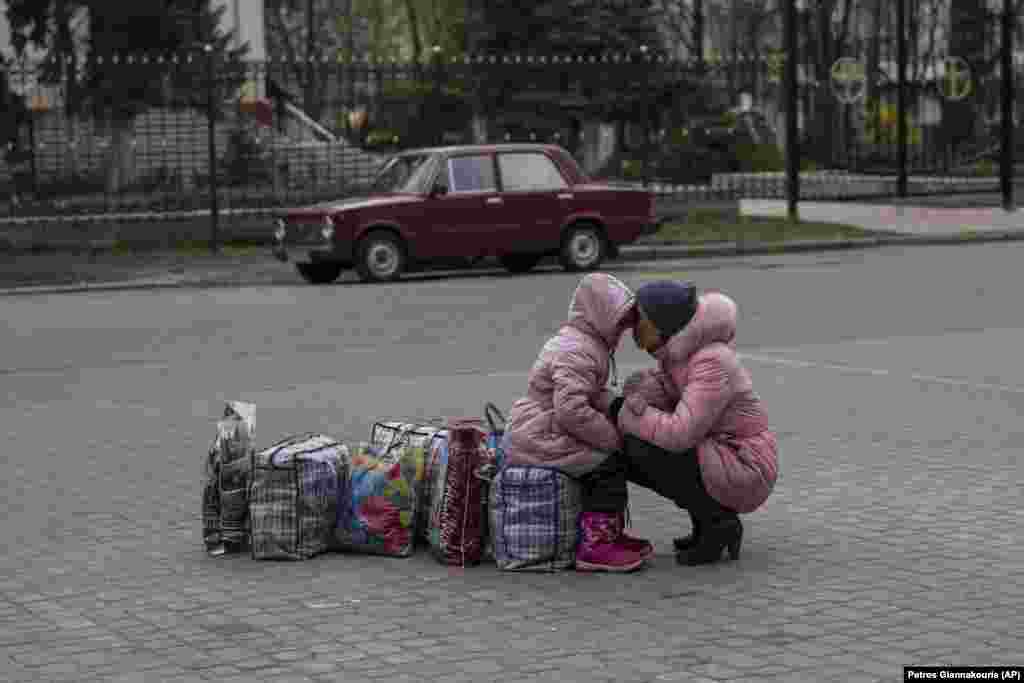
[33,173,106,198]
[975,159,997,177]
[365,128,402,148]
[863,99,923,146]
[668,126,691,146]
[222,128,272,186]
[719,111,739,129]
[621,159,643,179]
[735,143,784,173]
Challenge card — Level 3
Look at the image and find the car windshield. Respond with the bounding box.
[370,153,435,193]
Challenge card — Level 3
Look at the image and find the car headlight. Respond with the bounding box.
[274,219,286,242]
[321,215,335,241]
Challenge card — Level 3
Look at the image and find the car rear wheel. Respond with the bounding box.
[356,230,406,283]
[559,224,606,272]
[500,253,543,274]
[295,261,344,284]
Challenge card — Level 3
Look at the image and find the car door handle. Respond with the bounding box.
[486,198,503,205]
[558,193,574,200]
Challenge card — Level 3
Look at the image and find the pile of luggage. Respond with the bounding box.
[201,401,582,571]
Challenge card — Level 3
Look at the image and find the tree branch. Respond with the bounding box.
[270,4,306,87]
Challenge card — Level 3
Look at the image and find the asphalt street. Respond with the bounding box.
[1,243,1022,682]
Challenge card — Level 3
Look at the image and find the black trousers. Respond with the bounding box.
[580,435,733,523]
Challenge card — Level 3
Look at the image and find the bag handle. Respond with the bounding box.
[383,421,447,455]
[484,402,506,433]
[372,419,444,452]
[373,418,447,441]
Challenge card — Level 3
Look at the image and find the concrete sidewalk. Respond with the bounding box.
[742,199,1024,235]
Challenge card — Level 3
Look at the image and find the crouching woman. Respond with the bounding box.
[618,281,779,566]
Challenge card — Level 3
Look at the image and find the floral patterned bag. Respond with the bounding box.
[334,441,427,557]
[371,421,447,546]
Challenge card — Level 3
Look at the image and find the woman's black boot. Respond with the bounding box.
[677,516,742,566]
[672,511,701,552]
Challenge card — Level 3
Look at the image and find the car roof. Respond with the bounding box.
[398,143,563,156]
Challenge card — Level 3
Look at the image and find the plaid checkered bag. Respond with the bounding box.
[334,441,427,557]
[422,419,491,566]
[249,434,347,561]
[490,465,583,572]
[202,401,255,556]
[479,403,507,561]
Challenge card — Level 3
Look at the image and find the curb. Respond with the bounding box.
[619,229,1024,262]
[0,274,193,296]
[3,230,1024,296]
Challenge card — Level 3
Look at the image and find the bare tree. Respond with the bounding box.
[651,0,706,60]
[266,0,350,122]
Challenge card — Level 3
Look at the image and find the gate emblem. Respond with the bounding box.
[831,58,867,105]
[940,57,973,102]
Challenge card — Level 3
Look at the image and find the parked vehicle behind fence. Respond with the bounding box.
[272,143,659,284]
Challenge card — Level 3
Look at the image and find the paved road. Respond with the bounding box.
[1,243,1022,682]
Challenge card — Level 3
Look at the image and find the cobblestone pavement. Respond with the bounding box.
[1,242,1022,682]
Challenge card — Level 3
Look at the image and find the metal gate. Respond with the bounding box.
[785,0,1017,205]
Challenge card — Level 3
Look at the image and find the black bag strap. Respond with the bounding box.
[484,402,506,434]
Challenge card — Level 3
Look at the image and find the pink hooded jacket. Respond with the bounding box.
[619,292,778,513]
[502,273,636,477]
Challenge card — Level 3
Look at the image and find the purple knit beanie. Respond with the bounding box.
[636,281,697,339]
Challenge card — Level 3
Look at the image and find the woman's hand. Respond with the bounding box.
[623,369,677,412]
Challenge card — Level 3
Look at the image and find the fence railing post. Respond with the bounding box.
[641,46,652,189]
[205,44,220,254]
[784,0,800,221]
[433,46,444,147]
[896,0,908,197]
[1001,0,1015,212]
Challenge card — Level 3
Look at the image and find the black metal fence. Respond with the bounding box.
[782,0,1019,206]
[0,2,1019,245]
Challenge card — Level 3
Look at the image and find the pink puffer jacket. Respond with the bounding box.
[619,292,778,513]
[502,273,635,477]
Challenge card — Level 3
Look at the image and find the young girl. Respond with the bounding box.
[502,272,652,572]
[619,280,778,565]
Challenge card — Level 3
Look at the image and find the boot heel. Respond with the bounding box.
[678,519,742,566]
[726,536,740,560]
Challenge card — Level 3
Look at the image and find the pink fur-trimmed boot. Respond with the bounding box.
[575,512,646,572]
[615,511,654,561]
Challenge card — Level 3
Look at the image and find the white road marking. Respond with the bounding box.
[449,354,1024,398]
[739,352,1024,396]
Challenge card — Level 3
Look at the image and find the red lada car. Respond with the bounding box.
[272,143,659,283]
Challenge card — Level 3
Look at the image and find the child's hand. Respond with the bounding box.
[624,394,648,416]
[607,396,626,422]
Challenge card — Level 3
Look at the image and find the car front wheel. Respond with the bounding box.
[500,253,543,274]
[295,261,344,284]
[355,231,406,283]
[559,224,606,272]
